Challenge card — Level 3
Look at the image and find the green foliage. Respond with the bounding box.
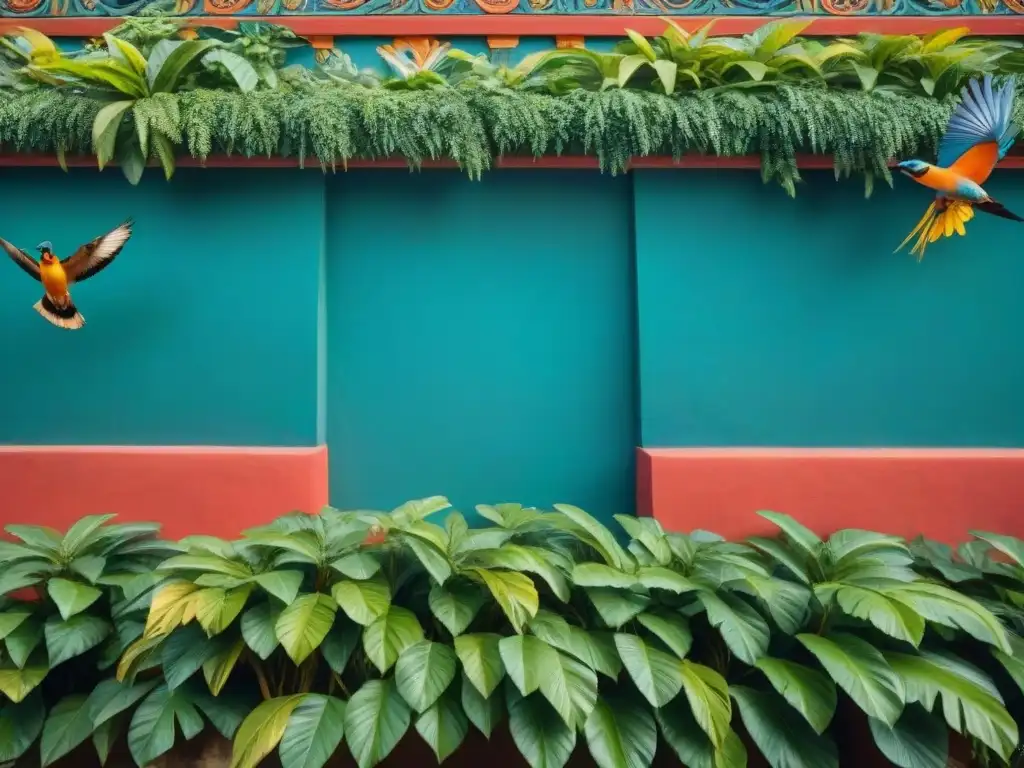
[5,505,1024,767]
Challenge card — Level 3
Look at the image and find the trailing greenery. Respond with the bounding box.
[3,502,1024,768]
[0,20,1023,193]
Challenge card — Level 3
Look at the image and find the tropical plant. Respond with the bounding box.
[376,38,452,90]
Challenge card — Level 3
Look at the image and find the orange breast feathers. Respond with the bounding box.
[948,141,1000,185]
[913,166,965,194]
[40,260,68,297]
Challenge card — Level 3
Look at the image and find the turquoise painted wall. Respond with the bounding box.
[323,171,637,520]
[634,170,1024,447]
[0,168,323,446]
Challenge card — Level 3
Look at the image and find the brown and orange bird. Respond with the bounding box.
[0,220,133,330]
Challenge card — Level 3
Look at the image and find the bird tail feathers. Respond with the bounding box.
[976,198,1024,222]
[895,199,975,260]
[34,295,85,330]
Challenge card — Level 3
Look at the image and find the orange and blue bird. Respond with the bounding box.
[896,75,1023,259]
[0,220,133,330]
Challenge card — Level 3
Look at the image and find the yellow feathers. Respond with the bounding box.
[895,200,976,260]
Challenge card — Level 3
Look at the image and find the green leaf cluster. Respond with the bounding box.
[5,504,1024,768]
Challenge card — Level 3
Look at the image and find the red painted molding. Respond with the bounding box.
[2,15,1023,39]
[0,445,329,539]
[637,447,1024,543]
[3,153,1024,171]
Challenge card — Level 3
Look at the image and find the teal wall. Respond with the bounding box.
[2,167,1024,518]
[634,170,1024,447]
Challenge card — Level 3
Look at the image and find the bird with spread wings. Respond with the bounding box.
[896,75,1022,260]
[0,220,133,330]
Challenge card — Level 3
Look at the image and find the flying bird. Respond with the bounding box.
[896,75,1023,259]
[0,220,133,330]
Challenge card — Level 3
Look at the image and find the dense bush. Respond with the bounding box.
[0,20,1023,193]
[1,500,1024,768]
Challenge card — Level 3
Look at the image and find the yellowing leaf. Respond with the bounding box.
[230,695,304,768]
[145,581,200,638]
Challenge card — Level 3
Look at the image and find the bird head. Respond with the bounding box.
[897,159,930,178]
[36,241,54,264]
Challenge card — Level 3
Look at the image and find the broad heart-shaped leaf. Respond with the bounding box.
[44,614,111,667]
[415,690,469,762]
[241,603,282,661]
[699,591,770,665]
[332,577,391,626]
[636,611,692,658]
[40,695,93,767]
[87,677,160,727]
[657,694,747,768]
[467,567,539,633]
[162,623,218,690]
[252,571,303,605]
[231,695,304,768]
[499,635,558,697]
[885,650,1018,760]
[276,593,338,664]
[731,686,838,768]
[363,606,425,674]
[278,694,347,768]
[585,588,650,629]
[0,693,44,763]
[6,618,43,668]
[614,633,684,707]
[192,687,250,740]
[797,632,905,727]
[395,640,457,713]
[454,633,505,698]
[0,610,31,641]
[0,664,47,703]
[461,672,504,737]
[868,703,948,768]
[508,692,576,768]
[680,661,732,750]
[402,535,452,586]
[330,553,381,581]
[744,575,812,634]
[203,636,245,696]
[541,651,598,730]
[92,713,122,766]
[344,679,411,768]
[584,691,657,768]
[47,578,102,620]
[320,620,361,675]
[754,657,837,735]
[428,583,484,637]
[194,585,254,636]
[128,683,204,766]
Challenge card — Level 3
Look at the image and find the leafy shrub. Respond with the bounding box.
[2,502,1024,768]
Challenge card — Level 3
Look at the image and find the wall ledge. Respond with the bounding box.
[638,446,1024,543]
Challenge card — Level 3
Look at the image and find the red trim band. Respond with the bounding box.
[0,445,329,539]
[1,15,1023,39]
[638,447,1024,543]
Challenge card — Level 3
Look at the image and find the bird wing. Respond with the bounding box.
[938,76,1018,184]
[61,219,133,284]
[0,237,40,281]
[895,199,975,260]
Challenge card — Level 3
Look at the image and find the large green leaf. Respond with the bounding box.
[615,515,672,566]
[699,592,770,664]
[868,703,948,768]
[201,48,259,92]
[614,633,684,707]
[743,575,812,634]
[391,496,451,525]
[971,530,1024,568]
[471,545,571,602]
[231,695,304,768]
[0,693,44,763]
[757,512,823,562]
[680,661,732,750]
[241,603,282,661]
[0,610,31,641]
[48,578,102,620]
[363,606,425,674]
[330,553,381,581]
[0,663,47,703]
[193,585,253,635]
[395,640,457,713]
[636,611,692,658]
[92,713,122,766]
[886,581,1009,652]
[730,686,838,768]
[60,514,116,556]
[571,563,637,589]
[585,588,650,629]
[6,618,43,668]
[454,633,505,698]
[428,582,484,636]
[148,38,221,92]
[162,624,218,689]
[824,584,924,646]
[278,694,347,768]
[403,535,452,585]
[203,636,245,695]
[320,620,361,675]
[252,571,303,604]
[554,504,631,570]
[44,614,111,667]
[499,635,558,697]
[657,694,747,768]
[467,567,539,633]
[797,632,904,726]
[40,695,93,767]
[276,593,338,664]
[885,650,1017,760]
[508,693,576,768]
[128,683,203,766]
[584,692,657,768]
[192,687,249,740]
[332,577,391,626]
[754,657,837,735]
[87,677,159,727]
[415,690,469,762]
[344,679,411,768]
[461,672,504,737]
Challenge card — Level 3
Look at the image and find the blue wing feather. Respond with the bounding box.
[937,75,1019,168]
